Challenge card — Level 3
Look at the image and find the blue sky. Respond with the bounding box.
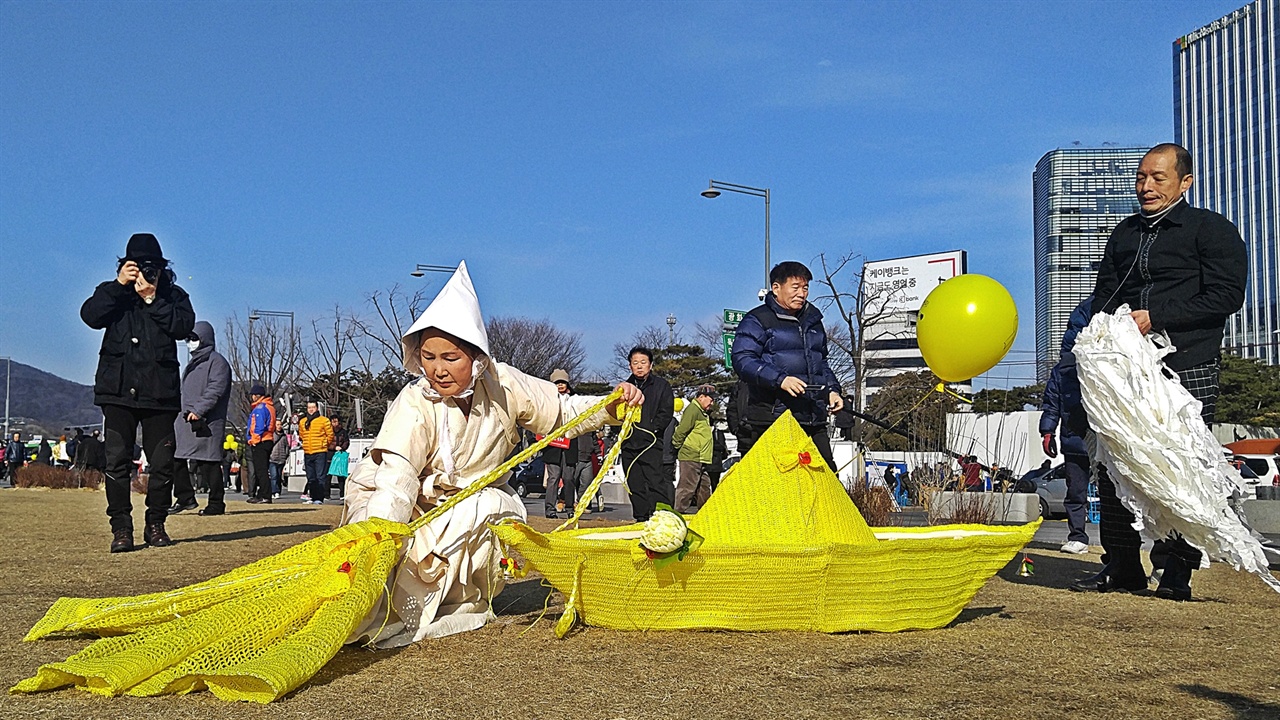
[0,0,1243,387]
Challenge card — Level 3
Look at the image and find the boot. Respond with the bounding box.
[1155,555,1193,601]
[143,523,173,548]
[110,528,135,553]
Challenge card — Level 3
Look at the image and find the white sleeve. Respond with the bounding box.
[361,451,422,524]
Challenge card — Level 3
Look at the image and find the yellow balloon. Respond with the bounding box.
[916,274,1018,382]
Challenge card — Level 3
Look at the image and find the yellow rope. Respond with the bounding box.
[553,404,641,532]
[406,388,624,534]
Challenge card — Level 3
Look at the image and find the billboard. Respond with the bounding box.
[863,250,966,314]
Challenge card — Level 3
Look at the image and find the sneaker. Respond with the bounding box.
[167,500,199,515]
[272,493,280,499]
[143,523,173,547]
[300,494,311,502]
[110,528,135,553]
[311,499,324,505]
[1060,541,1089,554]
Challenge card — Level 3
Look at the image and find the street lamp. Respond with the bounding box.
[701,179,771,291]
[1,356,10,440]
[248,309,295,395]
[410,263,454,278]
[666,314,677,347]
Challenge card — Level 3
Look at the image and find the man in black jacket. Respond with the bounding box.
[620,346,674,522]
[1078,143,1247,600]
[81,233,196,552]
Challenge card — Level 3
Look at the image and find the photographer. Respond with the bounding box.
[168,321,232,517]
[81,233,195,552]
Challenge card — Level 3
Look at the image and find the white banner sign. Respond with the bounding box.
[863,250,966,313]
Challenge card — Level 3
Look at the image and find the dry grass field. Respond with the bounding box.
[1,488,1277,720]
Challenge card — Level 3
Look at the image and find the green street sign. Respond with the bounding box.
[723,308,747,327]
[722,331,735,370]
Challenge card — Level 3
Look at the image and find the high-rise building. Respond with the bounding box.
[1175,0,1279,365]
[1033,147,1146,381]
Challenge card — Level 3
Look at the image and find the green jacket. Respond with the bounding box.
[672,400,713,463]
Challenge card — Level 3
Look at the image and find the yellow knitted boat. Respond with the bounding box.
[493,412,1039,633]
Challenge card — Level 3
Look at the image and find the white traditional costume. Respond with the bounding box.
[343,263,615,647]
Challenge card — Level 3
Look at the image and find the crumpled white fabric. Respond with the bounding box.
[1074,305,1279,592]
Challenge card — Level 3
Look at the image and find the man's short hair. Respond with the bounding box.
[1147,143,1193,178]
[628,346,653,362]
[770,261,813,286]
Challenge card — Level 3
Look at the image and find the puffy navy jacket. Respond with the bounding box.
[731,294,841,427]
[1039,296,1093,456]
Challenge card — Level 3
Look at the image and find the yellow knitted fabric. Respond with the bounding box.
[492,412,1039,633]
[11,392,625,703]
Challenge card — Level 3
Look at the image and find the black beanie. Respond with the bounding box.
[124,233,166,263]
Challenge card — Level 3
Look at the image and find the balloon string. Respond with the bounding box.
[934,382,973,404]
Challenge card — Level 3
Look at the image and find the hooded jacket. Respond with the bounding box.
[1039,297,1092,457]
[173,321,232,462]
[81,272,195,410]
[731,293,841,427]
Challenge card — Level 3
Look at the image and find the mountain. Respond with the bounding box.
[2,360,101,436]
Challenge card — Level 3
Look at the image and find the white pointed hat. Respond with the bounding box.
[401,261,490,375]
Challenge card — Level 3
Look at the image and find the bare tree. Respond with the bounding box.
[297,304,360,411]
[349,283,427,371]
[812,252,914,438]
[222,311,305,422]
[610,325,674,379]
[693,316,728,362]
[486,316,587,379]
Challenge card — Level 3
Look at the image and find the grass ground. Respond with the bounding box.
[1,488,1277,720]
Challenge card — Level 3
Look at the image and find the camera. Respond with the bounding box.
[137,261,162,285]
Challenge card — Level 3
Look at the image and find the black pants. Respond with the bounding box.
[1100,359,1219,578]
[621,445,671,522]
[174,459,225,513]
[102,405,177,532]
[1062,453,1090,545]
[251,442,272,500]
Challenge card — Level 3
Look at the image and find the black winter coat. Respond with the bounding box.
[81,279,196,411]
[622,372,674,453]
[1093,201,1247,371]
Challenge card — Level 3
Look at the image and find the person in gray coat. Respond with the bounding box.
[167,321,232,516]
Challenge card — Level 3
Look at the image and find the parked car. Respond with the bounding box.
[1232,454,1280,498]
[1035,465,1068,519]
[511,457,545,498]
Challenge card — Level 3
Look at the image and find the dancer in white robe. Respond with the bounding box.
[344,262,642,647]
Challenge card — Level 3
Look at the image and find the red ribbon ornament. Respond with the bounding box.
[798,452,811,466]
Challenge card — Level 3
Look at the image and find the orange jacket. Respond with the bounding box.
[248,397,276,446]
[297,414,334,455]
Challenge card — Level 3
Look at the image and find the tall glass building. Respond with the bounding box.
[1033,147,1146,381]
[1175,0,1279,365]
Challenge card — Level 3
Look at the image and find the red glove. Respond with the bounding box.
[1042,433,1058,458]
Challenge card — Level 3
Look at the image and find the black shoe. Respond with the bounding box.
[246,497,265,504]
[143,523,173,547]
[110,528,135,553]
[545,510,558,518]
[1069,572,1147,594]
[198,508,224,516]
[167,500,199,515]
[1155,556,1193,601]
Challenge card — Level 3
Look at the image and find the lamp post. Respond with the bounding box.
[410,263,454,278]
[666,314,677,347]
[1,356,10,440]
[701,179,771,291]
[248,310,295,394]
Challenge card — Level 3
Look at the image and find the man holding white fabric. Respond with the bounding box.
[1080,143,1247,600]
